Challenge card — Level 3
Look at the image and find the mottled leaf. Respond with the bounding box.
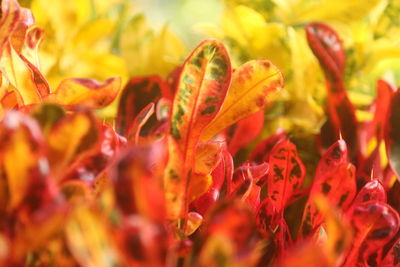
[194,142,223,175]
[267,139,306,211]
[165,39,231,219]
[343,201,400,267]
[201,59,284,141]
[250,128,286,164]
[300,140,356,238]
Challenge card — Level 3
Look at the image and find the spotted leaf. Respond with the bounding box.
[201,59,284,141]
[165,39,231,220]
[267,139,306,212]
[343,201,400,267]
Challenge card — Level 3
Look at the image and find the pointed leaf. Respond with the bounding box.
[201,59,283,141]
[126,102,154,144]
[169,39,231,155]
[300,140,356,238]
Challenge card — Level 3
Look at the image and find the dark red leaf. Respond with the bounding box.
[116,76,171,136]
[250,128,286,164]
[385,88,400,180]
[305,22,358,162]
[343,201,400,267]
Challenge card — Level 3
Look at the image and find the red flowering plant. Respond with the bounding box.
[1,1,400,267]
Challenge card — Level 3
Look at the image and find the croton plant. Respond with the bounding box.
[1,0,400,267]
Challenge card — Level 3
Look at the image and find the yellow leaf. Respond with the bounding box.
[222,5,265,48]
[120,15,186,77]
[65,207,119,267]
[188,174,212,203]
[3,127,36,210]
[185,212,203,236]
[201,59,284,141]
[47,112,92,177]
[293,0,384,24]
[194,142,223,175]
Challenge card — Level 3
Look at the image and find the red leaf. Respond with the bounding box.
[267,139,306,212]
[343,201,400,267]
[230,163,269,196]
[116,75,172,136]
[111,144,167,222]
[228,110,264,155]
[201,200,259,257]
[191,148,233,215]
[126,102,155,144]
[360,80,395,154]
[250,128,286,164]
[305,22,345,80]
[385,88,400,179]
[382,236,400,266]
[305,22,358,161]
[314,139,348,180]
[352,179,386,206]
[115,216,170,267]
[300,140,356,238]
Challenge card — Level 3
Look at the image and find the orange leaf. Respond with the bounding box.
[165,39,231,219]
[47,77,121,109]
